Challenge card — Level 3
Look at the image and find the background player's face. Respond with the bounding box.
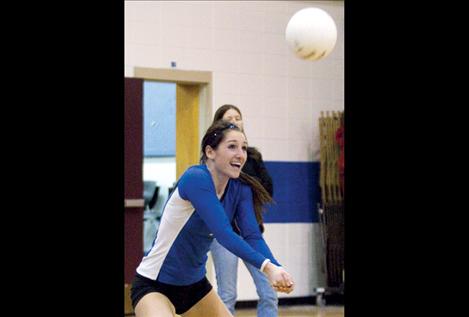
[222,108,244,131]
[211,130,247,179]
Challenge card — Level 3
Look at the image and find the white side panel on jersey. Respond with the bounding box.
[136,188,194,280]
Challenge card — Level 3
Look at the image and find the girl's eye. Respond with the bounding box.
[228,144,236,149]
[242,146,247,151]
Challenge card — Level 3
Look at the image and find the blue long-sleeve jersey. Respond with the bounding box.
[136,165,280,285]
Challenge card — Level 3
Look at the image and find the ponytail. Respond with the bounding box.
[238,172,273,233]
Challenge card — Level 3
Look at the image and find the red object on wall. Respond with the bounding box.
[336,122,344,194]
[124,77,144,284]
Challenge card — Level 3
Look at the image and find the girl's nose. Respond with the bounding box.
[237,149,246,161]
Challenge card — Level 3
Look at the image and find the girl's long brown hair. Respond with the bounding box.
[238,172,273,230]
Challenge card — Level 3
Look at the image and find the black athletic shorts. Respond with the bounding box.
[130,273,213,315]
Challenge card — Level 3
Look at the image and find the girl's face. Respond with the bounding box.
[207,130,247,179]
[222,108,244,131]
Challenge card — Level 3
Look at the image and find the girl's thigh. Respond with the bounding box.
[134,292,176,317]
[182,289,233,317]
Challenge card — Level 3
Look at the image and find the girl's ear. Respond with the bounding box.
[205,145,215,160]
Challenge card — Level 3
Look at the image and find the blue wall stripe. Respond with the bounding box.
[262,161,320,223]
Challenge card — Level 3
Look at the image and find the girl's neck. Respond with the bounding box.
[206,163,229,199]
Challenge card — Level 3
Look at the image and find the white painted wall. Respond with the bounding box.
[125,0,344,300]
[233,223,327,299]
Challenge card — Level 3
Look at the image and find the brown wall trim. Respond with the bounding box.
[134,67,212,84]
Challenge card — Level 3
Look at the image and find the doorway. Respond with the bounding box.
[138,68,213,255]
[124,68,213,315]
[142,81,177,254]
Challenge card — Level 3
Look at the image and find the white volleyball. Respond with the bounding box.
[285,7,337,61]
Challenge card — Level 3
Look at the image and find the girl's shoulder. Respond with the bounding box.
[183,164,208,176]
[179,165,212,186]
[177,165,214,199]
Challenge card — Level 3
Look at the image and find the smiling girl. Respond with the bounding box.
[130,120,294,317]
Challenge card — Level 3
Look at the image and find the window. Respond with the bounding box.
[143,81,176,157]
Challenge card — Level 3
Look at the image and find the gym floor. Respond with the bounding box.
[125,305,344,317]
[237,305,344,317]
